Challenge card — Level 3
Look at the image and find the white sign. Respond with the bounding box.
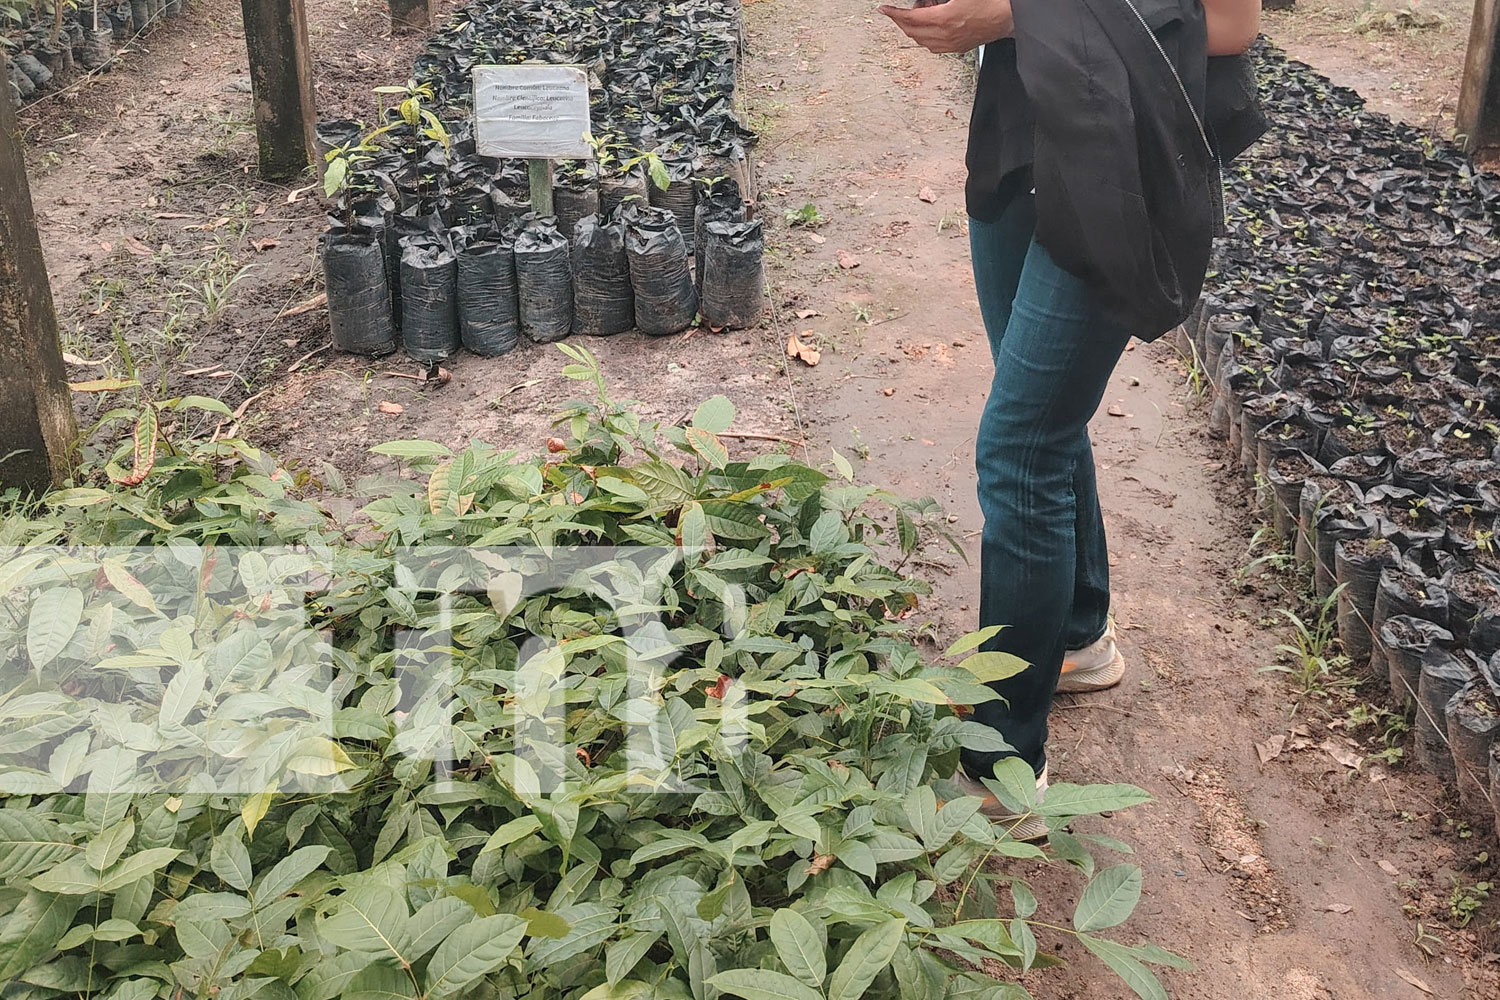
[474,64,593,160]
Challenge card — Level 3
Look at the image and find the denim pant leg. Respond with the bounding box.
[971,205,1114,656]
[964,218,1131,779]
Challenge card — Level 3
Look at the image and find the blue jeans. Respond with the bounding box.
[962,194,1132,781]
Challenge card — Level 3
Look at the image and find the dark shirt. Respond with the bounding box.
[962,0,1265,338]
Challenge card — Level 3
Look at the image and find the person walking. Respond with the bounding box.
[880,0,1265,836]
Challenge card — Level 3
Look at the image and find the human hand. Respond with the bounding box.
[878,0,1014,55]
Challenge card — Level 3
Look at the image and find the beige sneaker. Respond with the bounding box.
[951,766,1050,842]
[1058,620,1126,693]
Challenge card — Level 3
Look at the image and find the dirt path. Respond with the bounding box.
[740,1,1495,996]
[14,0,1500,995]
[1262,0,1473,135]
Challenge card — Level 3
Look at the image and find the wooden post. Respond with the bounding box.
[0,53,77,492]
[529,159,555,218]
[1459,0,1500,154]
[241,0,317,181]
[390,0,432,32]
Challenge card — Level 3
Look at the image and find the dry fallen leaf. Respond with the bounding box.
[1320,739,1363,770]
[918,186,937,203]
[836,250,861,270]
[1255,734,1286,765]
[1378,859,1400,877]
[252,239,281,252]
[786,332,821,367]
[62,353,106,367]
[1394,969,1434,995]
[124,236,153,257]
[1325,903,1353,914]
[803,854,835,876]
[795,309,821,319]
[378,401,404,415]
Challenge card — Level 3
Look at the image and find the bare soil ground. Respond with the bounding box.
[15,0,1500,995]
[1263,0,1473,135]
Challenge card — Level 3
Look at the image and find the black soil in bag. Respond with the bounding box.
[1385,616,1453,713]
[491,188,532,228]
[323,229,398,357]
[1446,681,1500,811]
[1371,565,1448,695]
[694,182,746,293]
[1335,535,1400,677]
[648,159,699,252]
[1416,646,1475,782]
[571,215,635,337]
[456,231,520,356]
[513,219,574,343]
[600,170,650,218]
[625,205,698,336]
[700,219,765,330]
[555,180,601,242]
[1314,507,1375,603]
[399,237,460,363]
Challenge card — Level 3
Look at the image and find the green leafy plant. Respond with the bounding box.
[1258,587,1352,702]
[0,348,1181,1000]
[1448,880,1491,928]
[785,203,827,229]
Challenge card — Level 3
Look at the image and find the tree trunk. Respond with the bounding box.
[241,0,318,181]
[1459,0,1500,154]
[0,52,78,493]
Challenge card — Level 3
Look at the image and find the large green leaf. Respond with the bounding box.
[1073,865,1143,932]
[253,845,331,904]
[707,970,823,1000]
[954,651,1030,684]
[26,586,83,672]
[1077,935,1168,1000]
[343,963,419,1000]
[171,892,254,923]
[0,891,80,981]
[942,626,1007,658]
[211,833,253,891]
[692,396,736,433]
[827,918,906,1000]
[1035,783,1154,818]
[319,886,413,961]
[407,897,478,961]
[0,812,76,880]
[424,914,529,997]
[85,817,134,872]
[769,908,825,989]
[96,848,180,892]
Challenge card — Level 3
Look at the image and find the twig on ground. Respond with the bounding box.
[719,431,806,445]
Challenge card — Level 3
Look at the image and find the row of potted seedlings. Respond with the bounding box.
[1194,43,1500,836]
[4,0,188,107]
[320,0,764,362]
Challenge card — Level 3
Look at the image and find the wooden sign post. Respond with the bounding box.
[0,53,77,492]
[1459,0,1500,155]
[474,65,593,220]
[241,0,318,181]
